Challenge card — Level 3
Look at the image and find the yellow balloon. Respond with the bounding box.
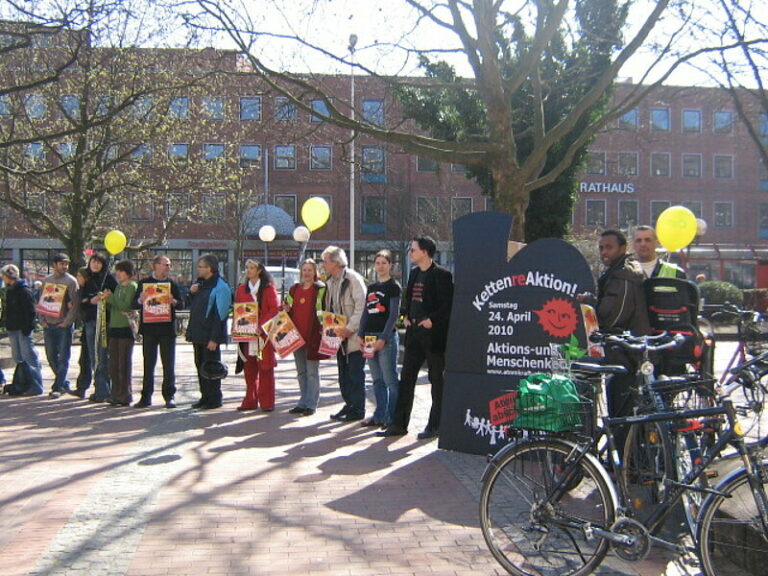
[104,230,127,255]
[655,206,697,252]
[301,197,330,231]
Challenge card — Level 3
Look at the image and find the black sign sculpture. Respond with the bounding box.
[439,211,596,454]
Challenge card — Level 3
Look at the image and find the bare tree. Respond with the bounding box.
[0,0,233,269]
[174,0,744,241]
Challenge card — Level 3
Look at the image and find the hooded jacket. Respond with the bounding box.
[596,254,650,335]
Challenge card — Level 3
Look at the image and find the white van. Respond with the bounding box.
[266,266,301,301]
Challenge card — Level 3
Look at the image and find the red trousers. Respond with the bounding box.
[241,357,275,410]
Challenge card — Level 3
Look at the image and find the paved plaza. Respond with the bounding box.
[0,340,742,576]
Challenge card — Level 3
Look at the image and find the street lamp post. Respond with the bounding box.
[349,33,357,269]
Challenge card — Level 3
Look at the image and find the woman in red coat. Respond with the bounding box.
[235,259,279,411]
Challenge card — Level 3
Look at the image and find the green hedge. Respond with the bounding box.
[699,281,743,306]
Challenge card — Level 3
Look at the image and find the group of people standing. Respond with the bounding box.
[2,236,455,440]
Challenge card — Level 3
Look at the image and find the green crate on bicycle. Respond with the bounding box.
[512,373,584,432]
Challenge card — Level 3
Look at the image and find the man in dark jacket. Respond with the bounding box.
[595,230,650,448]
[186,254,232,409]
[2,264,44,395]
[379,236,453,440]
[133,254,184,409]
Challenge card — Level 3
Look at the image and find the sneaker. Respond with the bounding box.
[48,390,61,399]
[165,400,177,409]
[301,408,315,416]
[68,389,86,399]
[288,406,305,414]
[417,428,439,440]
[133,400,151,408]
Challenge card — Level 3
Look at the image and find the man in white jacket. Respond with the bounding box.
[322,245,367,422]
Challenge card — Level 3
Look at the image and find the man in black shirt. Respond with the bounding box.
[378,236,453,440]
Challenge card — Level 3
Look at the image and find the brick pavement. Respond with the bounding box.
[0,341,735,576]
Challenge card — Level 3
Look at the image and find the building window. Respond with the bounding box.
[682,201,702,218]
[650,152,671,177]
[617,152,639,177]
[130,192,154,221]
[618,200,638,228]
[451,163,468,174]
[24,142,45,168]
[417,196,439,227]
[25,190,46,212]
[362,99,384,125]
[167,192,190,221]
[485,196,494,211]
[417,156,438,172]
[650,107,670,132]
[274,194,297,222]
[618,109,638,131]
[309,145,332,170]
[585,200,606,227]
[239,96,262,121]
[169,96,189,119]
[203,143,224,161]
[275,96,296,122]
[682,109,701,133]
[274,145,296,170]
[714,202,733,228]
[361,146,386,183]
[651,200,671,225]
[168,143,189,164]
[452,197,473,220]
[585,151,605,175]
[714,154,734,179]
[95,94,111,117]
[239,144,262,169]
[714,110,734,134]
[132,96,153,120]
[131,144,152,164]
[201,194,226,221]
[104,143,118,162]
[60,95,80,120]
[760,113,768,138]
[57,141,75,163]
[361,196,385,234]
[24,93,46,119]
[0,95,10,117]
[760,204,768,238]
[202,96,225,120]
[310,98,330,122]
[682,153,702,178]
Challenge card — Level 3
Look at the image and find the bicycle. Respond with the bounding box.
[479,378,768,576]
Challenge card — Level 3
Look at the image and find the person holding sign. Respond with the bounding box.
[186,254,232,410]
[234,259,278,412]
[37,253,79,398]
[322,246,368,422]
[284,259,327,416]
[357,250,401,429]
[133,254,184,409]
[379,237,453,440]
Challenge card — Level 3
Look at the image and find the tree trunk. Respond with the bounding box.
[492,167,528,242]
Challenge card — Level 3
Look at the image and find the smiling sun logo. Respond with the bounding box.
[534,298,579,338]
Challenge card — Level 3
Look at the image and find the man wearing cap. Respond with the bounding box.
[2,264,44,395]
[38,253,79,398]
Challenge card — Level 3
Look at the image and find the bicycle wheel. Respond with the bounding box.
[622,421,673,522]
[480,439,616,576]
[697,466,768,576]
[673,428,708,535]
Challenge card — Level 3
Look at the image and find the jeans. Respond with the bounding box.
[367,332,399,425]
[140,329,176,402]
[336,348,366,418]
[43,324,73,392]
[7,330,44,395]
[77,320,111,399]
[294,346,320,410]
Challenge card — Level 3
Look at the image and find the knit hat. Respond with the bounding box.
[1,264,19,279]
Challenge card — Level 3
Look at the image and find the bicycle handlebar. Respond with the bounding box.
[589,331,684,354]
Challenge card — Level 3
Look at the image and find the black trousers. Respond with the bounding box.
[140,329,177,402]
[193,343,222,407]
[390,326,445,432]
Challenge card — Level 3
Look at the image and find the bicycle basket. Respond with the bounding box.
[511,373,592,433]
[744,318,768,356]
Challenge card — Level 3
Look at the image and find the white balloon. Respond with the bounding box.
[696,218,707,237]
[293,226,311,242]
[258,225,276,242]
